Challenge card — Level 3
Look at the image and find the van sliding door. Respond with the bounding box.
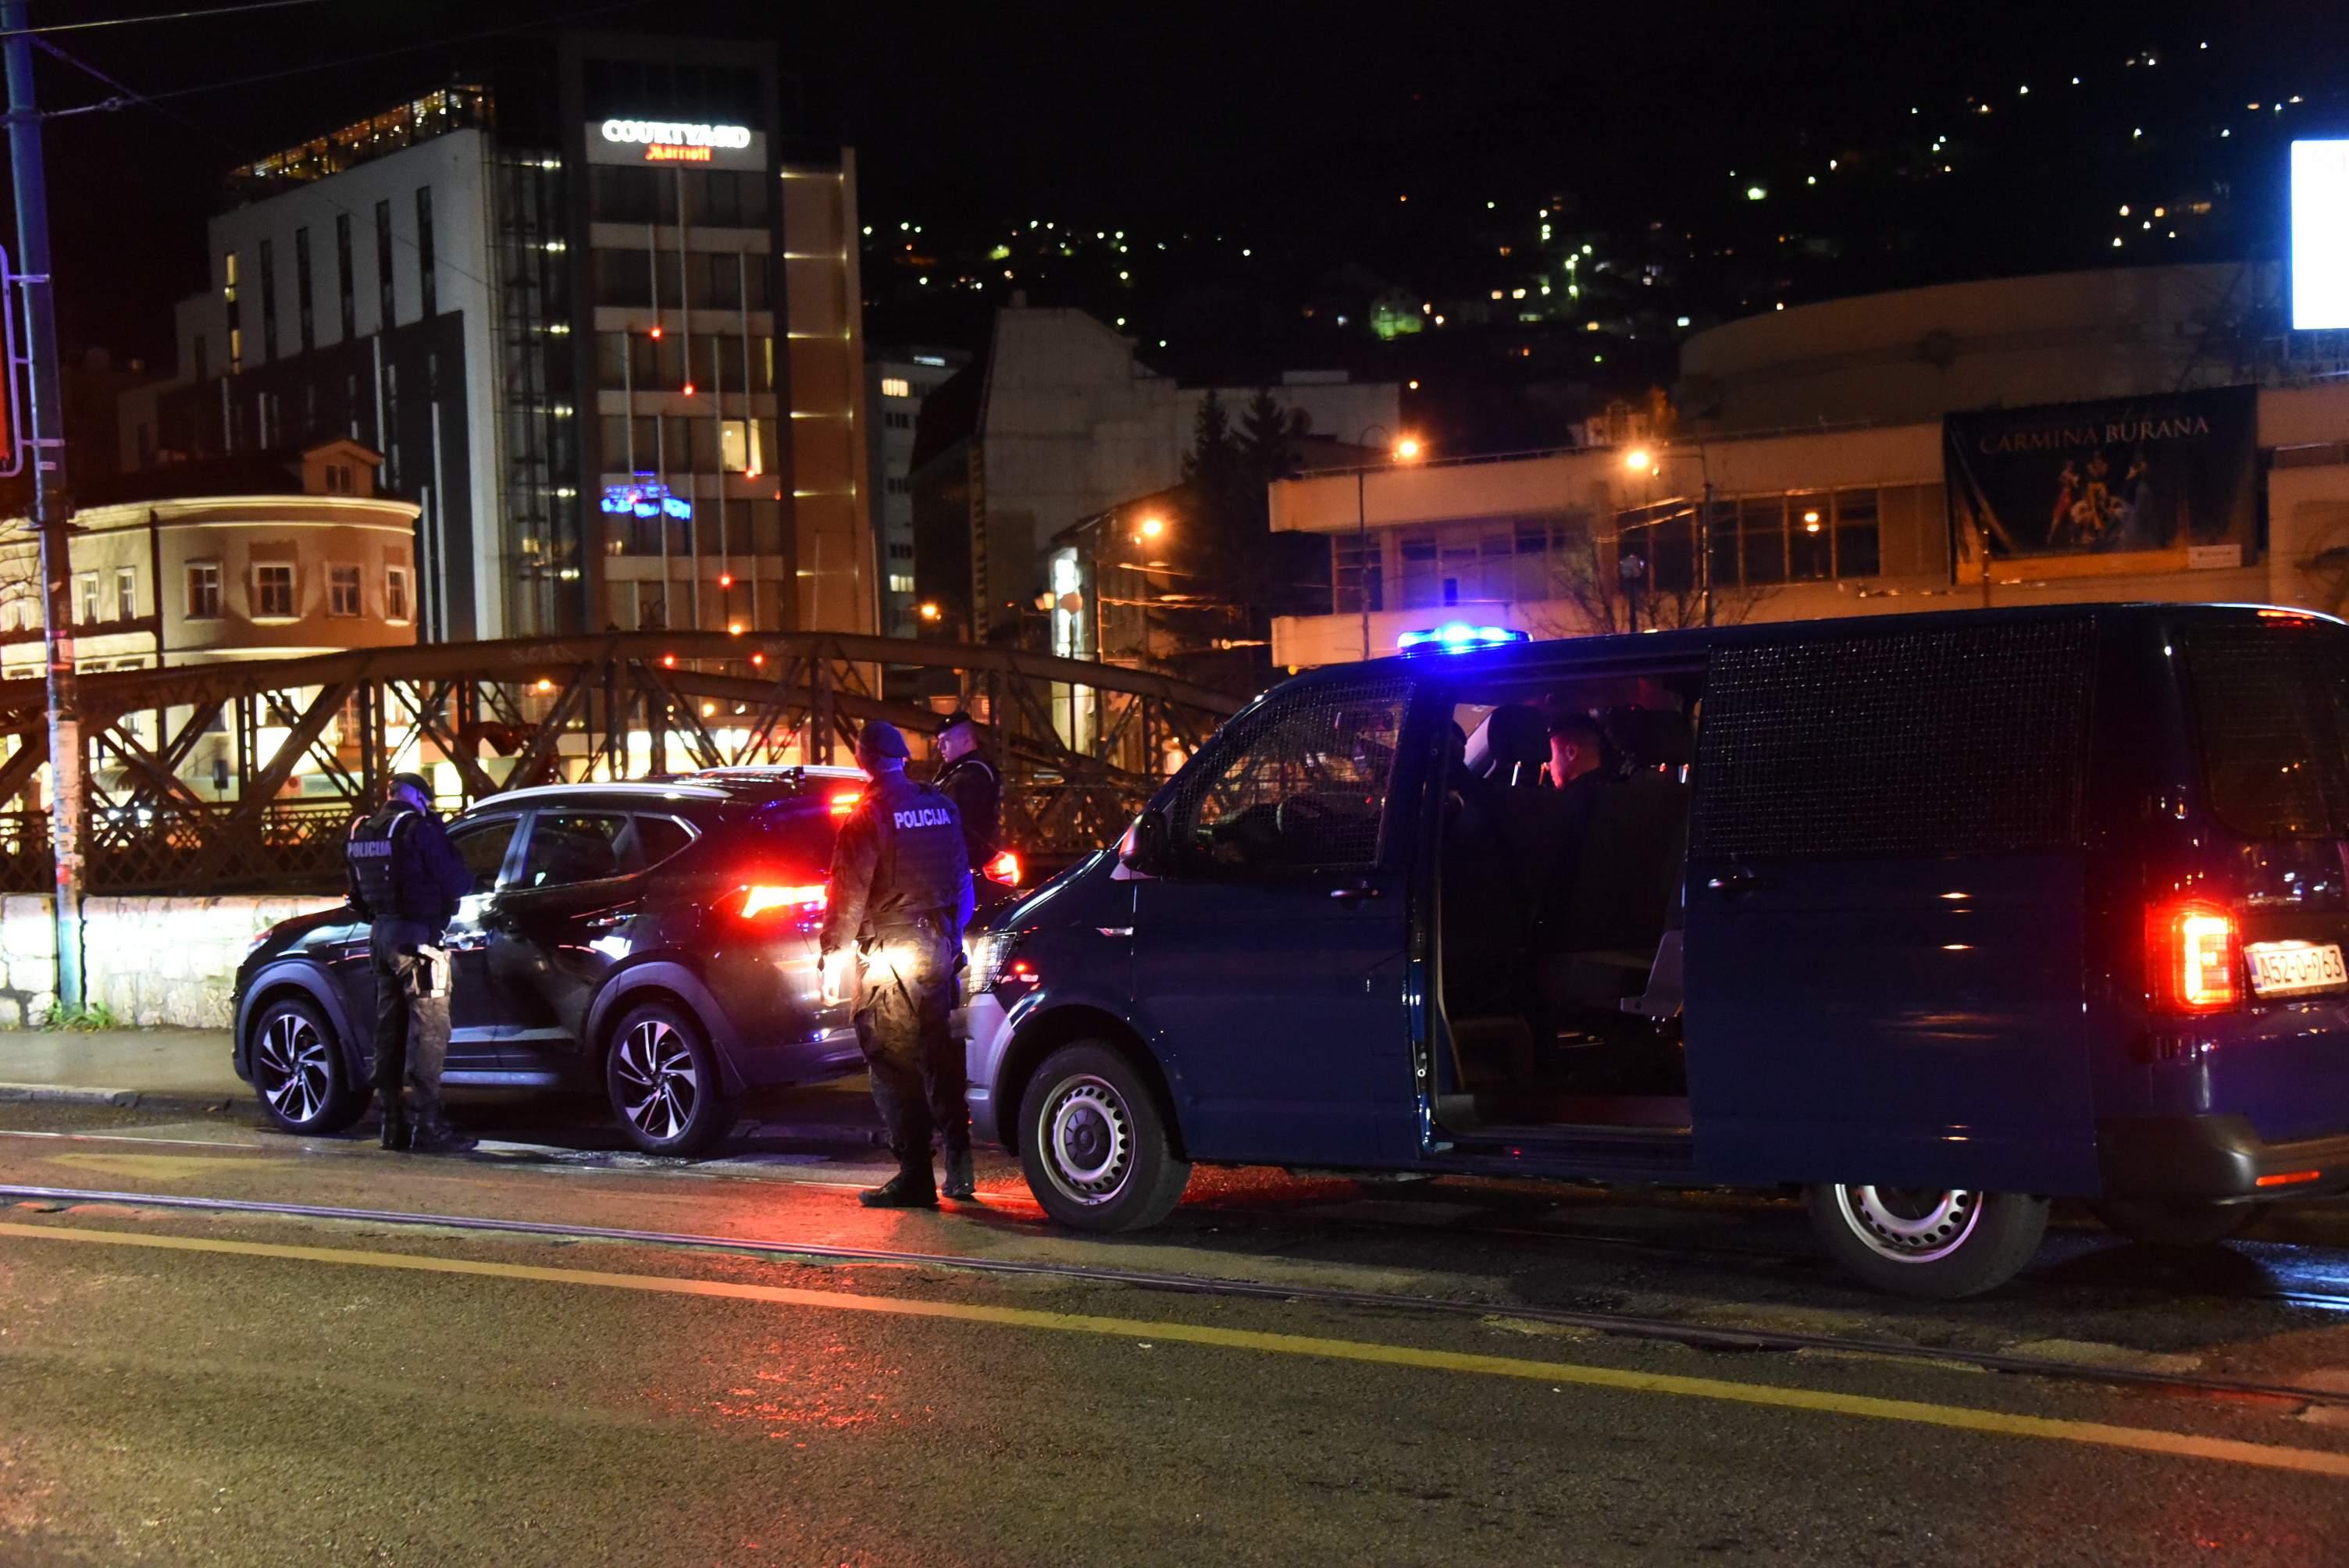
[1681,618,2103,1194]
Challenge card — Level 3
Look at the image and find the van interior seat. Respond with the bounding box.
[1536,707,1695,1014]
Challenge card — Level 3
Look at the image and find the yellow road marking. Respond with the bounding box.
[4,1218,2345,1479]
[45,1153,291,1181]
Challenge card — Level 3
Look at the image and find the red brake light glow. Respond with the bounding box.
[985,848,1023,886]
[741,883,826,920]
[2147,900,2240,1012]
[2256,1169,2324,1188]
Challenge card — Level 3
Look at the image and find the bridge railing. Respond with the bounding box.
[0,631,1249,895]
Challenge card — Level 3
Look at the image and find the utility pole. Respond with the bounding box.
[5,0,84,1009]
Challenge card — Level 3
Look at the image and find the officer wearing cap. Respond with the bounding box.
[344,772,475,1153]
[820,721,978,1206]
[932,709,1002,873]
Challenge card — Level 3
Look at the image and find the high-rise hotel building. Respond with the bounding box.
[119,32,872,643]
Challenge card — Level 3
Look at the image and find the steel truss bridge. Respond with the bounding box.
[0,632,1246,896]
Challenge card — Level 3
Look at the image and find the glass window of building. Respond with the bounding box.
[1788,492,1832,581]
[373,198,394,330]
[258,239,278,362]
[387,566,410,622]
[76,572,97,626]
[335,213,355,342]
[1834,488,1882,576]
[295,226,315,354]
[415,187,436,318]
[329,565,362,616]
[186,563,221,618]
[880,376,911,399]
[255,563,296,618]
[115,567,137,620]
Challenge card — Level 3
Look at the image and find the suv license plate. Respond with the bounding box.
[2246,941,2349,998]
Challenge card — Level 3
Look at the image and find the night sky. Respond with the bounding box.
[13,0,2349,372]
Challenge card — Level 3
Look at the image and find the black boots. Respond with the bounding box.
[378,1103,408,1151]
[942,1149,976,1200]
[408,1111,476,1154]
[858,1171,939,1209]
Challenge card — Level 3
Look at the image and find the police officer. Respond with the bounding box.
[932,709,1002,873]
[820,721,978,1206]
[344,772,475,1153]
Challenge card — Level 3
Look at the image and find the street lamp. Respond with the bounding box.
[1621,442,1716,626]
[1356,426,1424,661]
[1136,515,1165,541]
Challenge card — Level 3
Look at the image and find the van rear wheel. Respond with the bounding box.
[1807,1185,2048,1299]
[2091,1198,2265,1249]
[1018,1042,1190,1232]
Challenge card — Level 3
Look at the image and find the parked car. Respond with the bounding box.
[961,604,2349,1297]
[233,764,1016,1154]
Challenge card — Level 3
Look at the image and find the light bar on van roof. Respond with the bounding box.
[1397,622,1531,654]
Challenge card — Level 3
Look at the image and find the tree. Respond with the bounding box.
[1525,521,1768,640]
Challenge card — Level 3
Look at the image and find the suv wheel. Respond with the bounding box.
[249,994,368,1135]
[1018,1041,1190,1231]
[1807,1184,2048,1299]
[606,1001,732,1156]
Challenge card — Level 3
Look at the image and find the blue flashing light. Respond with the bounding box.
[601,479,693,522]
[1395,622,1531,654]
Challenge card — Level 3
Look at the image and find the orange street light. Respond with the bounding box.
[918,601,943,622]
[1393,436,1424,462]
[1624,447,1655,473]
[1137,515,1165,540]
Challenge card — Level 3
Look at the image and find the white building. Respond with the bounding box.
[865,346,968,638]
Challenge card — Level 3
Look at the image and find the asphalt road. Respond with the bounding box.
[5,1096,2349,1564]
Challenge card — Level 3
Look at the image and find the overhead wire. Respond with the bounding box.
[0,0,330,40]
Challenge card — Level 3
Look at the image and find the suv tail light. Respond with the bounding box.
[740,883,826,921]
[2147,900,2241,1013]
[985,848,1023,886]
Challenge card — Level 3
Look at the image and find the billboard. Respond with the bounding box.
[2294,139,2349,332]
[586,119,766,172]
[1944,387,2258,562]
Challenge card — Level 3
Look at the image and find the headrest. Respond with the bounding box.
[1606,705,1695,768]
[1465,705,1551,783]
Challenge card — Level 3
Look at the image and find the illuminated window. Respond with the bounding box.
[888,572,914,593]
[329,565,362,616]
[186,563,222,619]
[879,376,911,398]
[254,563,295,618]
[719,419,749,472]
[76,572,98,626]
[387,567,411,622]
[115,567,137,621]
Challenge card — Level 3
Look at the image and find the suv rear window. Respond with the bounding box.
[2179,617,2349,839]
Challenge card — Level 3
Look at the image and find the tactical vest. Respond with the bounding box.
[347,807,439,925]
[867,778,968,935]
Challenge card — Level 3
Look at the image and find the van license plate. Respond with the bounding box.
[2246,941,2349,997]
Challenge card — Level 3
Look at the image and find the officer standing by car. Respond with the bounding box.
[932,709,1002,873]
[344,771,475,1153]
[821,721,978,1206]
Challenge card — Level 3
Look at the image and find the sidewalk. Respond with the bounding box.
[0,1028,242,1111]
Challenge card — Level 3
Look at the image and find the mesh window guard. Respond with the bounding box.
[2179,618,2349,839]
[1692,618,2095,860]
[1169,675,1413,871]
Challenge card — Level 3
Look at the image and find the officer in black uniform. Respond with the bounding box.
[932,709,1003,874]
[821,721,978,1207]
[345,771,475,1153]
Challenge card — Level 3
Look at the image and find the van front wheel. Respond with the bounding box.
[1018,1042,1190,1232]
[1807,1185,2048,1299]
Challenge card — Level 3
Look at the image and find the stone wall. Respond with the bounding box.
[0,894,345,1029]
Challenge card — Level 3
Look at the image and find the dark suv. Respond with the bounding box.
[233,766,986,1155]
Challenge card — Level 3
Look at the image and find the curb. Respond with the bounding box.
[0,1083,239,1114]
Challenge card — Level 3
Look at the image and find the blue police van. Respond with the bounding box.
[961,604,2349,1297]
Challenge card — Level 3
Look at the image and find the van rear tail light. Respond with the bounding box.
[2146,900,2241,1013]
[741,883,826,920]
[985,848,1023,886]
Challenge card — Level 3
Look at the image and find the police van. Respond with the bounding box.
[960,604,2349,1297]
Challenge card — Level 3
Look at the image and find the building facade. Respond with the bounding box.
[910,307,1399,639]
[865,346,967,638]
[1268,381,2349,667]
[119,34,873,645]
[0,439,420,679]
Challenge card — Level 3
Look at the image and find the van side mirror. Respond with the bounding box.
[1121,808,1170,875]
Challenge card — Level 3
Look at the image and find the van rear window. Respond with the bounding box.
[2179,618,2349,839]
[1692,618,2094,860]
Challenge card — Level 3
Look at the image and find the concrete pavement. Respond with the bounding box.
[0,1028,241,1110]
